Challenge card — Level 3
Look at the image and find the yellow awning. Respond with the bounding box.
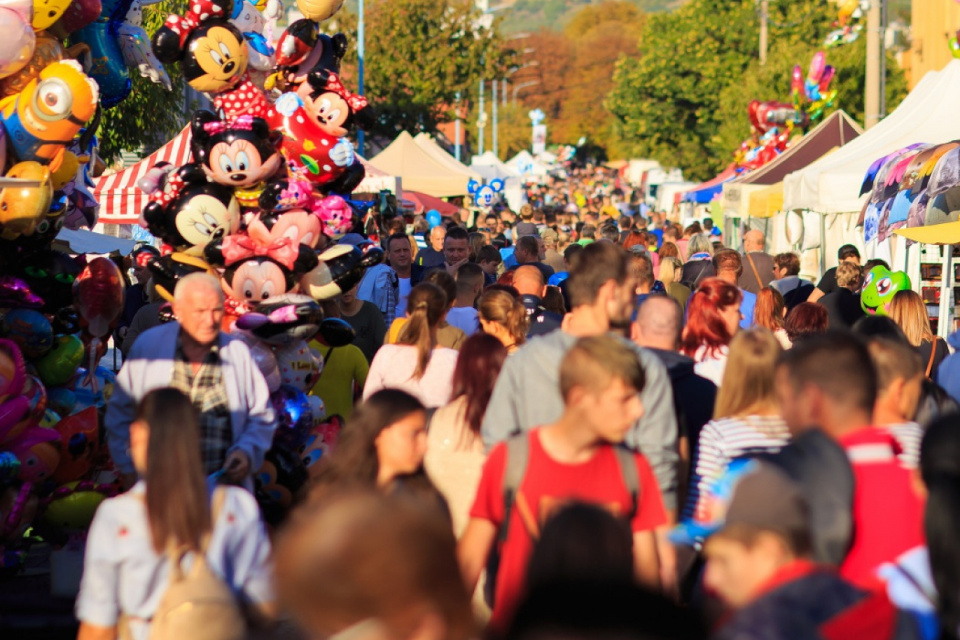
[745,182,784,218]
[894,221,960,245]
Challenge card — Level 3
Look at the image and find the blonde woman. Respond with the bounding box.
[659,256,692,314]
[477,289,529,354]
[888,289,950,377]
[681,329,791,523]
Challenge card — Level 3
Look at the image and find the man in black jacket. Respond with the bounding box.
[632,294,716,498]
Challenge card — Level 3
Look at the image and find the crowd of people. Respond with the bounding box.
[73,168,960,640]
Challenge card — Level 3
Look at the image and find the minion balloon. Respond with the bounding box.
[0,60,99,172]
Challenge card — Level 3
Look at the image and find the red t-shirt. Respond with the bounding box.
[838,427,925,587]
[470,428,667,630]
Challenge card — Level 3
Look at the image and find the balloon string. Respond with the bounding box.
[87,338,100,394]
[2,482,32,540]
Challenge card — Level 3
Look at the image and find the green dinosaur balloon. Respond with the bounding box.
[861,265,911,316]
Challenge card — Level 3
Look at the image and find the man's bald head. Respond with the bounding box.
[633,295,682,351]
[513,265,545,297]
[743,229,766,253]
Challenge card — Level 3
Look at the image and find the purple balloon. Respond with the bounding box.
[270,385,312,451]
[0,276,44,309]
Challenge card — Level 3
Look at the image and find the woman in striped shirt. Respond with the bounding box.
[682,329,792,523]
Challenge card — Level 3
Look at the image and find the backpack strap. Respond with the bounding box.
[498,433,530,544]
[613,445,640,522]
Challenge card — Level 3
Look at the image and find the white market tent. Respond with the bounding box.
[783,60,960,214]
[470,151,519,181]
[507,150,549,178]
[412,133,483,183]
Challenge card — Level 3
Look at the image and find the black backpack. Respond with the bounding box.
[484,433,641,607]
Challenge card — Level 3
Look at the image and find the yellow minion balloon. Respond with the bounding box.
[0,59,99,172]
[0,160,53,239]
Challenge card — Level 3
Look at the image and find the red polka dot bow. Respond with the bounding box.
[323,72,368,113]
[163,0,230,49]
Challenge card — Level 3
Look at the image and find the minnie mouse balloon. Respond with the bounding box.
[275,339,322,391]
[270,384,312,451]
[73,257,124,339]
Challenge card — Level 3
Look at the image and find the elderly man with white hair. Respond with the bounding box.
[105,273,276,489]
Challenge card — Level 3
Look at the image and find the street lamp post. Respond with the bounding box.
[478,79,485,155]
[492,80,498,158]
[357,0,365,156]
[454,91,461,162]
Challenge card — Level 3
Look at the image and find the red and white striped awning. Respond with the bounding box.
[95,128,401,224]
[94,127,193,224]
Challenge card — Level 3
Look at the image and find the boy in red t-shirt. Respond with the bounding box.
[458,335,668,631]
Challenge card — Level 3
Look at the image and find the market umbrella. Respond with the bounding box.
[909,142,959,198]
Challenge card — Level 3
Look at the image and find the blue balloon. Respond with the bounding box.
[73,18,132,108]
[426,209,442,229]
[270,385,313,451]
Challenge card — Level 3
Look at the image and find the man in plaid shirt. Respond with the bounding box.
[106,273,276,490]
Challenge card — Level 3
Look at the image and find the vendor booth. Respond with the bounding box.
[370,131,472,197]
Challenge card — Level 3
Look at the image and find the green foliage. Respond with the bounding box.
[332,0,512,141]
[95,0,191,163]
[607,0,907,181]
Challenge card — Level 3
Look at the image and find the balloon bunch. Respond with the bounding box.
[0,15,104,240]
[733,52,837,173]
[0,250,126,567]
[791,52,837,125]
[824,0,868,48]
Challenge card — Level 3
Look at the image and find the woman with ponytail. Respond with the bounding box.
[77,388,274,640]
[364,282,459,407]
[478,288,528,353]
[878,413,960,640]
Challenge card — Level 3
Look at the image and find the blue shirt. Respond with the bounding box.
[76,482,273,640]
[740,288,756,329]
[548,271,569,287]
[500,247,518,270]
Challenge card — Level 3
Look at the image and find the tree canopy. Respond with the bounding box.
[606,0,907,181]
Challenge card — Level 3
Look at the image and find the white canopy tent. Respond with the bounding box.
[783,60,960,214]
[412,133,483,182]
[470,151,519,181]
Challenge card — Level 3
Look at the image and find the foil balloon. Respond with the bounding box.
[254,444,307,525]
[0,451,19,482]
[52,406,98,483]
[1,308,53,358]
[231,331,281,391]
[46,385,76,416]
[0,60,99,171]
[0,395,29,443]
[0,337,26,401]
[0,0,34,80]
[307,394,325,424]
[38,407,60,428]
[270,92,362,191]
[73,256,124,339]
[861,266,911,316]
[152,0,250,95]
[141,163,241,257]
[147,252,219,302]
[0,161,53,239]
[34,334,83,387]
[117,0,171,90]
[0,276,43,309]
[17,249,81,313]
[234,294,323,345]
[270,384,312,451]
[73,365,116,409]
[275,339,322,391]
[0,30,85,98]
[300,244,383,301]
[32,0,74,30]
[297,0,343,22]
[21,374,47,424]
[43,480,107,529]
[72,15,131,108]
[9,425,61,482]
[299,415,342,476]
[55,0,103,34]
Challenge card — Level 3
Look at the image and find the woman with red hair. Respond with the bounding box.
[681,277,742,386]
[784,302,828,345]
[424,333,508,536]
